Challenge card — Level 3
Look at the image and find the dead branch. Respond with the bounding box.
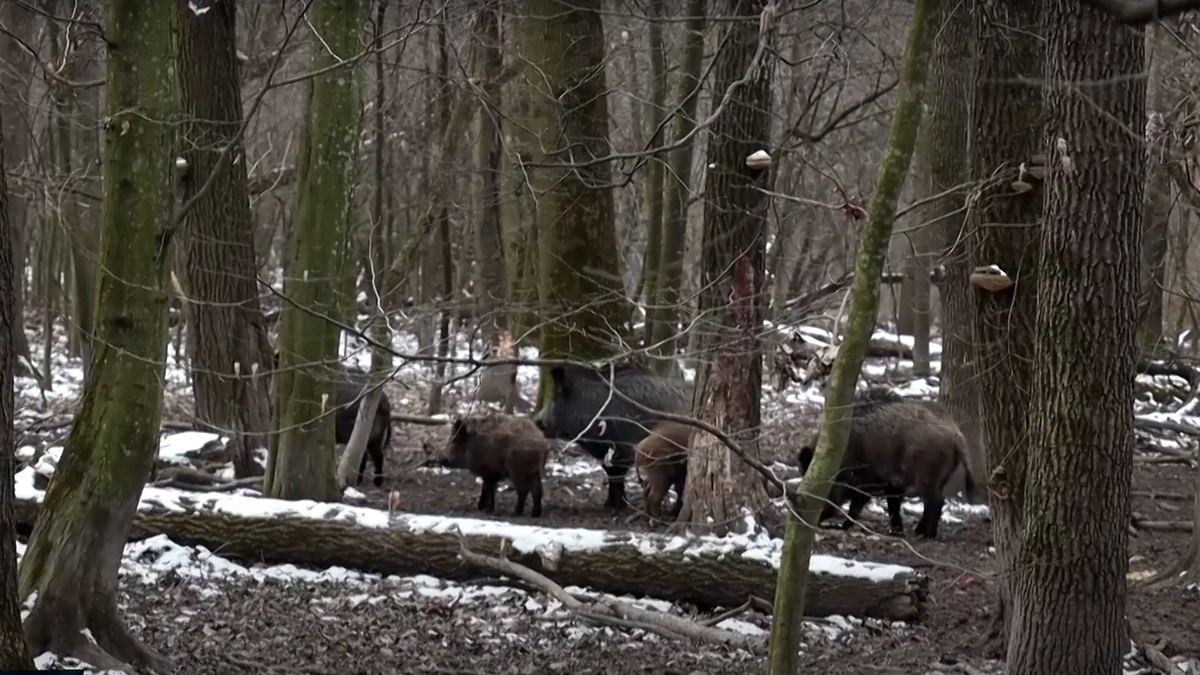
[1075,0,1200,24]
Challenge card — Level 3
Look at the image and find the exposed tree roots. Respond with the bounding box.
[23,594,168,674]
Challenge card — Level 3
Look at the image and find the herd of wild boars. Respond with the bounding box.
[796,387,974,540]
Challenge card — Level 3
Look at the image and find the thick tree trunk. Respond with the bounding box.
[10,494,928,621]
[921,0,981,500]
[0,2,35,376]
[766,0,941,669]
[970,0,1043,652]
[522,0,630,397]
[646,0,706,374]
[1005,5,1143,673]
[679,0,774,532]
[178,0,273,478]
[16,2,179,670]
[268,0,363,502]
[0,107,35,671]
[639,1,668,325]
[473,4,519,411]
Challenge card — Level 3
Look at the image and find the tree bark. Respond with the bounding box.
[178,0,273,478]
[473,4,521,412]
[10,494,928,621]
[1005,4,1143,672]
[679,0,774,532]
[646,0,706,375]
[0,1,35,376]
[0,104,35,672]
[766,0,941,669]
[1139,23,1173,352]
[970,0,1043,651]
[16,1,179,670]
[639,0,668,325]
[521,0,631,405]
[268,0,363,501]
[920,0,981,499]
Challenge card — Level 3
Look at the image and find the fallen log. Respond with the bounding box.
[12,479,927,621]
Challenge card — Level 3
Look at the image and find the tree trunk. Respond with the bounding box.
[766,0,941,669]
[646,0,706,375]
[970,0,1043,652]
[921,0,981,500]
[10,494,928,621]
[473,3,519,411]
[337,0,392,490]
[0,105,35,672]
[639,1,668,327]
[16,1,179,670]
[1140,23,1172,353]
[268,0,363,502]
[679,0,774,533]
[0,1,35,377]
[1005,5,1143,673]
[178,0,273,478]
[520,0,631,402]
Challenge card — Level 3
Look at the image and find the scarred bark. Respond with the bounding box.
[16,1,179,670]
[970,0,1043,651]
[178,0,273,478]
[0,105,34,671]
[1006,4,1143,672]
[679,0,774,532]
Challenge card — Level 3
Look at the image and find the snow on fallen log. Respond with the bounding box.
[13,470,928,620]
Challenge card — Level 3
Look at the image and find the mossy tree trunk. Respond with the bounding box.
[920,0,981,499]
[267,0,363,502]
[520,0,630,405]
[678,0,775,532]
[179,0,274,478]
[639,1,668,325]
[0,2,35,376]
[766,0,940,669]
[970,0,1043,652]
[1005,4,1143,672]
[0,106,34,671]
[646,0,706,375]
[16,1,180,670]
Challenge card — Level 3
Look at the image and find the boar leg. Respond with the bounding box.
[644,477,665,520]
[916,493,944,539]
[668,471,686,519]
[478,477,499,513]
[840,492,870,530]
[885,487,905,536]
[603,463,629,511]
[530,478,544,518]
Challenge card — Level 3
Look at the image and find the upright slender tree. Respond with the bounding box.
[970,0,1043,650]
[0,106,34,673]
[678,0,775,530]
[178,0,274,477]
[266,0,364,500]
[17,1,179,668]
[1006,3,1143,671]
[766,0,942,667]
[520,0,630,404]
[639,0,667,324]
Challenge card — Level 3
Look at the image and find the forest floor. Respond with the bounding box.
[12,324,1200,674]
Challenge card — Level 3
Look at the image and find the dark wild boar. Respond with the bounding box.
[441,414,551,517]
[635,421,691,520]
[534,362,692,511]
[798,389,973,539]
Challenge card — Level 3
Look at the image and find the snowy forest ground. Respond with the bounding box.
[10,322,1200,674]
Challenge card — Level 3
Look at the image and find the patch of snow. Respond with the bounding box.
[158,431,225,465]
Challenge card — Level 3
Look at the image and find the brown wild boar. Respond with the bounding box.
[441,414,551,517]
[635,421,691,520]
[798,388,973,539]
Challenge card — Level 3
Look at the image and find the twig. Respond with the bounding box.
[701,598,753,627]
[1131,519,1194,533]
[1133,490,1191,501]
[149,476,262,492]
